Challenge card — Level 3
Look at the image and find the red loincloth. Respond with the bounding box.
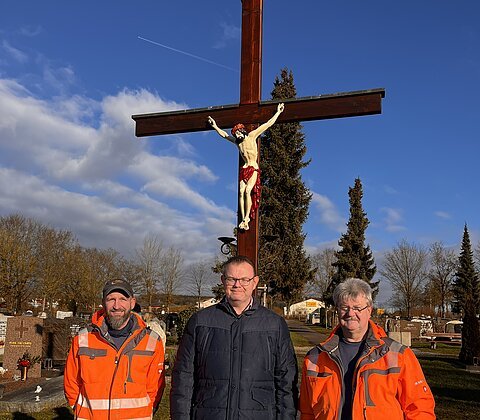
[239,166,261,219]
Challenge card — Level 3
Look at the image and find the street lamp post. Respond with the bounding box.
[256,284,268,307]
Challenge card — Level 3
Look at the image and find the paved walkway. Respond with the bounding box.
[287,319,329,347]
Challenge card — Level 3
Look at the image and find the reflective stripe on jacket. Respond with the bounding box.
[64,311,165,420]
[299,320,435,420]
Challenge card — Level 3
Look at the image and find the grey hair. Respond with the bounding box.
[333,278,373,307]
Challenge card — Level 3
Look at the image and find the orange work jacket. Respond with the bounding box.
[64,310,165,419]
[299,320,435,420]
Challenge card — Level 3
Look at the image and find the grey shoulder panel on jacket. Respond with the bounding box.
[382,336,407,354]
[146,328,161,342]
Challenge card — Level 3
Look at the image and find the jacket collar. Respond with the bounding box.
[320,320,386,352]
[218,295,260,317]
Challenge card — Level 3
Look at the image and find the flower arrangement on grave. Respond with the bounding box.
[16,352,41,381]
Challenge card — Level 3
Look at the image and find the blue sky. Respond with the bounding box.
[1,1,479,304]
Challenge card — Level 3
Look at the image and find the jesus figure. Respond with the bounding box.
[208,103,285,230]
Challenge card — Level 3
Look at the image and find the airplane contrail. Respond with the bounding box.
[138,36,238,73]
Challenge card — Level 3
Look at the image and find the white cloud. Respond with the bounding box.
[0,78,235,261]
[306,239,339,257]
[311,192,346,233]
[213,22,241,49]
[380,207,406,232]
[383,185,399,195]
[434,210,451,219]
[19,25,42,37]
[1,40,28,63]
[42,64,75,92]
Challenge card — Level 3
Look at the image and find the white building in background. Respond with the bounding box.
[287,298,325,317]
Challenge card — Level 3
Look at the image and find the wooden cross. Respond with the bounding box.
[132,0,385,271]
[15,319,29,339]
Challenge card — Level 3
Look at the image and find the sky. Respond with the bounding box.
[1,1,479,305]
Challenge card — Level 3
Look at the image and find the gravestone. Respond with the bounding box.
[3,317,43,379]
[42,317,87,364]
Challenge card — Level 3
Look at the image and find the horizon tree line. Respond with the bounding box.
[0,214,217,315]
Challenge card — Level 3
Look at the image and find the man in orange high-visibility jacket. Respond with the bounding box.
[64,279,165,419]
[299,278,435,420]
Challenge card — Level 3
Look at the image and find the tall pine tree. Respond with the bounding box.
[325,178,377,306]
[259,68,313,307]
[453,224,480,365]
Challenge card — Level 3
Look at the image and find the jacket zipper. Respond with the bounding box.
[108,355,121,420]
[326,346,344,419]
[124,354,130,394]
[353,343,378,420]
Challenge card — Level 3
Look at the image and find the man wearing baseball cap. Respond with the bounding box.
[64,279,165,419]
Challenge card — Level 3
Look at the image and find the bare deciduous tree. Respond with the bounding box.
[36,226,78,315]
[78,247,125,312]
[427,241,457,317]
[0,213,148,315]
[135,235,163,311]
[189,261,215,308]
[379,240,428,317]
[305,248,336,299]
[158,247,184,312]
[0,214,40,313]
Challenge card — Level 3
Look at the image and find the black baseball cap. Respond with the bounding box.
[102,279,134,299]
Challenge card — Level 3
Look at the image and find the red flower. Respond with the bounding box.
[17,352,40,370]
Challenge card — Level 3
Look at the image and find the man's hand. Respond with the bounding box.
[277,103,285,113]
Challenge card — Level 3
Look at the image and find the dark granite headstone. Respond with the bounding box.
[3,317,43,379]
[42,317,87,364]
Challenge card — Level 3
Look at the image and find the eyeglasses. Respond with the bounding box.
[337,305,370,314]
[223,275,256,286]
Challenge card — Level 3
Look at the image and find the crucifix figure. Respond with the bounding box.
[208,103,284,230]
[132,0,385,271]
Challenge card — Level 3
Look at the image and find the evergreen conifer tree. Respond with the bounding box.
[453,224,480,365]
[325,178,377,306]
[258,68,313,307]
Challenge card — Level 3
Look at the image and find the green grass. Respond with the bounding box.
[290,330,313,348]
[154,380,171,419]
[412,339,462,355]
[417,353,480,419]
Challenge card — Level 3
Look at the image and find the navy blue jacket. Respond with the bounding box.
[170,298,298,419]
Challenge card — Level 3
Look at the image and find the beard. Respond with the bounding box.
[106,307,131,330]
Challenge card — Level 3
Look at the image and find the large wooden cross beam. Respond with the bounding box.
[132,0,385,271]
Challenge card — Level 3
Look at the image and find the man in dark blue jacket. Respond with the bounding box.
[171,255,298,419]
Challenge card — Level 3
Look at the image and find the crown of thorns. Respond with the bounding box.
[231,123,245,136]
